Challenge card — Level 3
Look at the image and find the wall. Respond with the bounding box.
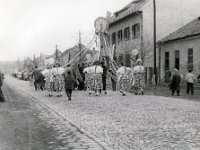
[107,13,142,66]
[160,36,200,80]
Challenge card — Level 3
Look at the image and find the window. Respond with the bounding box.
[175,50,180,70]
[132,23,140,38]
[117,30,123,43]
[165,52,169,70]
[112,32,116,45]
[124,27,130,41]
[188,48,193,71]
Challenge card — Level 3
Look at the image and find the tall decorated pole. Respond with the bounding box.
[94,17,107,62]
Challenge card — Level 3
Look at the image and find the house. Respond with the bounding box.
[62,44,96,65]
[106,0,200,83]
[158,16,200,81]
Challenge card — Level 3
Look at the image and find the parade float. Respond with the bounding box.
[61,17,145,96]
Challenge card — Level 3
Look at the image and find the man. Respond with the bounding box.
[78,63,85,91]
[169,69,181,96]
[186,70,195,95]
[0,71,5,102]
[32,66,41,90]
[101,61,107,94]
[63,69,79,100]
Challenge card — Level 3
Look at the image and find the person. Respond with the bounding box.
[63,68,79,101]
[186,70,195,95]
[52,63,65,97]
[109,69,117,91]
[101,61,107,94]
[43,66,54,97]
[32,66,41,91]
[0,71,5,102]
[78,63,86,91]
[117,63,131,96]
[131,58,145,95]
[169,69,181,96]
[38,70,45,91]
[164,69,172,83]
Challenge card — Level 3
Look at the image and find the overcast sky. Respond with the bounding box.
[0,0,133,61]
[0,0,200,61]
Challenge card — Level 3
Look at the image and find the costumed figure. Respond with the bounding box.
[83,61,103,96]
[42,66,54,97]
[116,63,132,96]
[131,59,145,95]
[52,64,65,97]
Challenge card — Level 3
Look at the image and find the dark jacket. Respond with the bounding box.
[32,69,41,81]
[170,73,181,90]
[102,65,107,78]
[63,71,77,90]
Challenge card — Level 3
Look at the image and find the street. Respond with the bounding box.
[1,75,200,150]
[0,81,111,150]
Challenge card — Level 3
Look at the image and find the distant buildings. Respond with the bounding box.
[62,44,96,65]
[159,16,200,81]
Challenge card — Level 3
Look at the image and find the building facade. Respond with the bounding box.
[159,17,200,81]
[105,0,200,84]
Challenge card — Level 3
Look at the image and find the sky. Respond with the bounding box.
[0,0,200,61]
[0,0,132,61]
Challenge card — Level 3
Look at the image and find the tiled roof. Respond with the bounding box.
[62,44,92,56]
[159,17,200,43]
[108,0,149,25]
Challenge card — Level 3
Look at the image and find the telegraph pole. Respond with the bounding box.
[78,31,82,62]
[153,0,157,86]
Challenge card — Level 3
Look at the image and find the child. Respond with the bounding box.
[63,69,78,100]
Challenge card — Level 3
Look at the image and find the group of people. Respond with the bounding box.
[116,58,145,96]
[167,69,196,96]
[30,57,146,100]
[30,61,108,100]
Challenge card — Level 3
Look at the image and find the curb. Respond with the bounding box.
[24,90,115,150]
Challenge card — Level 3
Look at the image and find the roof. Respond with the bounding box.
[108,0,148,26]
[159,17,200,44]
[62,44,92,57]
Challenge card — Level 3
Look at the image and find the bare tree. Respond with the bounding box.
[115,39,153,66]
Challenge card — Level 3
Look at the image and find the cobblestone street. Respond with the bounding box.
[3,75,200,150]
[0,78,112,150]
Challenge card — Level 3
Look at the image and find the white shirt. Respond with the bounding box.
[186,73,195,83]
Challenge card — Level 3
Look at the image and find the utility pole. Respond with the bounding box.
[153,0,157,86]
[78,31,82,63]
[18,57,20,71]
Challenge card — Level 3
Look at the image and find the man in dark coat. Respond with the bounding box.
[63,69,78,101]
[169,69,181,96]
[78,63,85,91]
[101,61,107,94]
[32,66,41,90]
[0,72,5,102]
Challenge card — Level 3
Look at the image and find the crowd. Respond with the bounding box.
[29,58,146,100]
[1,62,199,103]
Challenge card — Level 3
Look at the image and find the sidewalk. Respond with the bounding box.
[5,75,200,150]
[145,85,200,101]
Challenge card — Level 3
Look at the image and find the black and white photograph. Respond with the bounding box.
[1,0,200,149]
